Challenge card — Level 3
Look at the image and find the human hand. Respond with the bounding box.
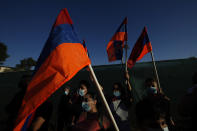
[125,70,130,80]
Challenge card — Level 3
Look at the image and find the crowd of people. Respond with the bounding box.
[5,72,197,131]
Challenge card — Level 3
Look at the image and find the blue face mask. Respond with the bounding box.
[64,91,69,95]
[149,86,158,94]
[79,89,85,96]
[113,91,121,97]
[82,102,91,112]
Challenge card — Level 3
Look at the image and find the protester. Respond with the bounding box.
[135,78,174,131]
[71,80,90,125]
[108,71,132,131]
[145,78,169,100]
[71,92,110,131]
[29,100,53,131]
[57,85,73,131]
[6,74,32,131]
[136,97,170,131]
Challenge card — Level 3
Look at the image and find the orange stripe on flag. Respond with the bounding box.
[107,32,126,50]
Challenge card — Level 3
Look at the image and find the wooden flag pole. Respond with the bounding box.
[124,18,132,91]
[124,43,128,72]
[124,18,128,72]
[88,64,119,131]
[150,51,161,92]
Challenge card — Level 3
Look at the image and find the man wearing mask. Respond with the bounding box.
[139,78,173,131]
[57,86,73,131]
[71,80,90,125]
[136,97,170,131]
[144,78,170,101]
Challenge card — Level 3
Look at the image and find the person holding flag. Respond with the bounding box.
[14,8,119,131]
[127,26,162,93]
[13,8,91,131]
[108,71,133,131]
[106,18,133,131]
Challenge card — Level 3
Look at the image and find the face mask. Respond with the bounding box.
[79,89,85,96]
[113,91,121,97]
[82,102,91,112]
[64,91,69,95]
[162,127,169,131]
[146,128,163,131]
[149,86,158,94]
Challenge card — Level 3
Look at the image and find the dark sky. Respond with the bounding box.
[0,0,197,67]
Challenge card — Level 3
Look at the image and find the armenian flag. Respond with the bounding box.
[106,17,127,62]
[127,27,152,68]
[14,8,90,131]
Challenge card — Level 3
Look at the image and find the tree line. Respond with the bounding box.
[0,42,36,71]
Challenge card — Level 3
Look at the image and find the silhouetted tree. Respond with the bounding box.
[0,42,9,65]
[15,57,36,70]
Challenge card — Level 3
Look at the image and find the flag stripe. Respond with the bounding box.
[107,31,126,62]
[35,24,80,71]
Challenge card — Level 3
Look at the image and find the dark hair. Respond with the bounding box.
[113,82,125,97]
[192,72,197,84]
[86,92,97,100]
[145,78,156,87]
[79,80,90,89]
[136,97,168,126]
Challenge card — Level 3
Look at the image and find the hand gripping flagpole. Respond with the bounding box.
[124,18,133,91]
[88,64,119,131]
[150,51,161,92]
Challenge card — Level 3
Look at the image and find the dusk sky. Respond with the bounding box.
[0,0,197,67]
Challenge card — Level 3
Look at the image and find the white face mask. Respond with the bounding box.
[162,127,169,131]
[146,126,169,131]
[146,128,162,131]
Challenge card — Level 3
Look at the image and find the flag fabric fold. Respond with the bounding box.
[106,17,127,62]
[127,27,152,68]
[82,40,89,55]
[14,8,91,131]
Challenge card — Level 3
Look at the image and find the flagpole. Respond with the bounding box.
[124,17,128,72]
[88,64,119,131]
[124,17,130,90]
[150,51,161,92]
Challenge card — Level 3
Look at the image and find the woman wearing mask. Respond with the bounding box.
[138,78,174,131]
[109,72,133,131]
[71,92,110,131]
[71,80,90,125]
[57,86,73,131]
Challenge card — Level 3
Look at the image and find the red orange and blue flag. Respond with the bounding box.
[14,8,90,131]
[106,17,127,62]
[127,27,152,68]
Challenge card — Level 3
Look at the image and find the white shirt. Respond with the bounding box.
[112,100,128,121]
